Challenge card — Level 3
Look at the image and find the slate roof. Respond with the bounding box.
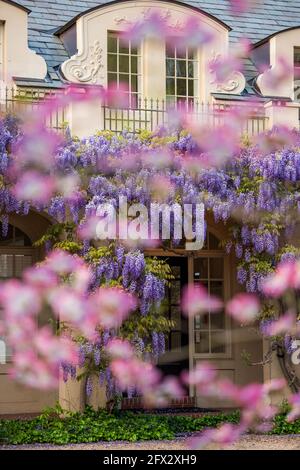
[13,0,300,85]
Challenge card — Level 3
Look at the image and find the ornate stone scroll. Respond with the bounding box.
[61,40,104,84]
[216,71,246,94]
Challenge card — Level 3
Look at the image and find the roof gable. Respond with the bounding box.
[14,1,300,83]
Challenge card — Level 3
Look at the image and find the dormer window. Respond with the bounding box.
[166,42,198,106]
[107,32,141,107]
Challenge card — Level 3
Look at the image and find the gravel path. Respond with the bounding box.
[2,435,300,450]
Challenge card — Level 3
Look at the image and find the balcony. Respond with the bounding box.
[102,98,268,135]
[1,86,269,136]
[0,86,67,133]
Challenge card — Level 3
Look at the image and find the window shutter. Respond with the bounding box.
[0,254,14,278]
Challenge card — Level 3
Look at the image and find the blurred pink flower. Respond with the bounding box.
[111,357,160,392]
[226,293,260,324]
[0,280,41,318]
[173,17,215,50]
[149,175,175,202]
[99,83,130,108]
[14,128,61,171]
[24,266,58,289]
[209,40,249,85]
[262,260,300,298]
[263,378,286,394]
[71,265,92,293]
[262,57,293,91]
[144,376,184,408]
[189,423,243,449]
[56,173,81,198]
[11,352,59,389]
[47,287,88,323]
[77,216,101,240]
[13,171,55,204]
[92,287,137,329]
[122,11,170,45]
[209,55,242,85]
[34,327,78,364]
[255,126,298,155]
[181,284,223,317]
[141,150,173,170]
[106,338,134,360]
[263,311,297,337]
[287,393,300,422]
[229,0,259,13]
[45,250,83,275]
[182,362,217,387]
[189,123,241,167]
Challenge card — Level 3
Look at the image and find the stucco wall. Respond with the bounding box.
[0,1,46,83]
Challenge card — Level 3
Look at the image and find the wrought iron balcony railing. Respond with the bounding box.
[0,86,67,133]
[1,86,269,136]
[103,98,268,135]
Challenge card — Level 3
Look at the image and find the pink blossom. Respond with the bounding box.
[226,293,260,324]
[10,331,78,390]
[255,126,298,155]
[71,265,92,293]
[13,171,55,204]
[144,376,184,408]
[14,128,61,171]
[173,17,215,50]
[77,216,101,240]
[0,280,41,318]
[189,423,243,450]
[229,0,259,14]
[262,260,300,297]
[91,287,137,329]
[122,11,170,46]
[99,83,130,108]
[106,338,134,360]
[262,57,293,91]
[209,40,249,85]
[181,156,204,174]
[287,393,300,422]
[181,284,223,317]
[209,55,242,86]
[262,311,297,337]
[47,286,88,323]
[200,377,240,401]
[4,317,37,345]
[263,378,286,394]
[149,175,175,202]
[141,150,173,170]
[182,362,217,388]
[24,266,58,289]
[11,352,59,389]
[45,250,83,275]
[111,357,160,392]
[34,327,78,365]
[189,123,241,167]
[56,173,81,198]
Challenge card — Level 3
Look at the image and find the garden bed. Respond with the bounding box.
[0,407,299,446]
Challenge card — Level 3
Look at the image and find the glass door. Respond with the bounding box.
[158,257,189,376]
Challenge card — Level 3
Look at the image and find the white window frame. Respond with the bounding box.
[165,40,199,105]
[107,31,142,107]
